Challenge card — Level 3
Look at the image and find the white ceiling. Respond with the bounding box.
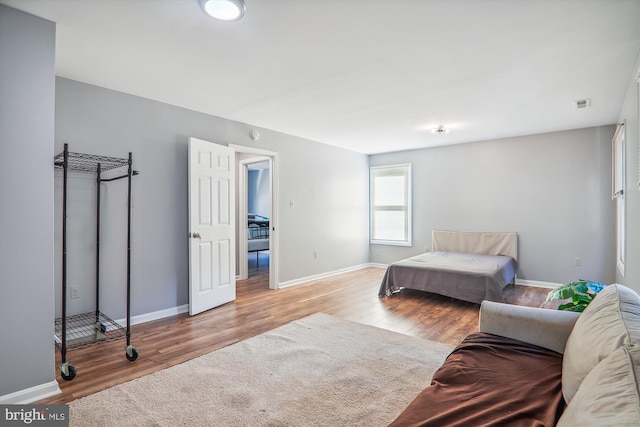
[3,0,640,154]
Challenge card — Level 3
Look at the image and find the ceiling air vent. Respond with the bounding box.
[574,98,591,109]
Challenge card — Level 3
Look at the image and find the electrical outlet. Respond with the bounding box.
[313,251,318,259]
[573,257,582,267]
[71,287,80,299]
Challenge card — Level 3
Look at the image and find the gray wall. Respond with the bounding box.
[617,70,640,293]
[248,168,270,218]
[369,126,616,285]
[0,6,56,398]
[54,77,370,319]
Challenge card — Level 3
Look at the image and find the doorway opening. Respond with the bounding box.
[245,160,270,279]
[233,144,278,290]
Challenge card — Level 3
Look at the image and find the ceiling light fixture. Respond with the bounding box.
[431,126,450,135]
[199,0,246,21]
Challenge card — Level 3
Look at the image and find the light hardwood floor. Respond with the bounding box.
[41,255,553,404]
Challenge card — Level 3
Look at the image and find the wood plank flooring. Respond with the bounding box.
[41,256,553,404]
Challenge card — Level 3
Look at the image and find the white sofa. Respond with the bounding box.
[480,283,640,426]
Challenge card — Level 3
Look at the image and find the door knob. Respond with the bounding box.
[190,232,201,239]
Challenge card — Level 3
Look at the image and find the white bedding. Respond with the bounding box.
[407,252,511,274]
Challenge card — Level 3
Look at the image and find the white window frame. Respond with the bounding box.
[370,163,412,246]
[612,123,626,274]
[636,73,640,191]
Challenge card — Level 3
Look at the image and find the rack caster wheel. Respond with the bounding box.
[60,363,77,381]
[125,346,139,361]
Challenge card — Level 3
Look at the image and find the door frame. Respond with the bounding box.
[230,144,279,290]
[238,156,270,281]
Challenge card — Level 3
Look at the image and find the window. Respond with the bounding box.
[370,164,411,246]
[612,123,625,274]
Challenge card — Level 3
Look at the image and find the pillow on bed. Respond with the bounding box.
[562,284,640,403]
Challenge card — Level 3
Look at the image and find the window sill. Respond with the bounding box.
[370,240,412,247]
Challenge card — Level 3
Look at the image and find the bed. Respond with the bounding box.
[248,215,269,261]
[378,230,518,304]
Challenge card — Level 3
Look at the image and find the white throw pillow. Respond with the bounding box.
[557,345,640,426]
[562,284,640,403]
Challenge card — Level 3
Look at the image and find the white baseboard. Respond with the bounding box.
[0,380,61,404]
[120,266,383,318]
[367,262,388,269]
[278,263,371,289]
[26,305,189,406]
[277,262,560,291]
[360,263,562,291]
[115,277,557,326]
[114,304,189,327]
[515,278,562,289]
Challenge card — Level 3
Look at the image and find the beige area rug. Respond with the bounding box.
[69,313,454,426]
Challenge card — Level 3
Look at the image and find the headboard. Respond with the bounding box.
[431,230,518,261]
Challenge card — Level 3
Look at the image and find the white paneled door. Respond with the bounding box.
[188,137,236,315]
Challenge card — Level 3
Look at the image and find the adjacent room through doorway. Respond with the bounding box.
[246,160,270,279]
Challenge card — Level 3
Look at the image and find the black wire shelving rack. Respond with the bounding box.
[54,143,140,381]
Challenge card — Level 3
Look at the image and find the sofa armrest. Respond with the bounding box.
[479,301,580,354]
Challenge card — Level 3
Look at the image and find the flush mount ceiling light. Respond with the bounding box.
[431,126,450,135]
[199,0,246,21]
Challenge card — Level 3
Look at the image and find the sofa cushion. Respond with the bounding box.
[562,284,640,403]
[557,345,640,426]
[388,332,564,427]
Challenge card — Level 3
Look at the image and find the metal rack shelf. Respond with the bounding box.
[54,311,126,350]
[54,143,139,381]
[54,150,130,173]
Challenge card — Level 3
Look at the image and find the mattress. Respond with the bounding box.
[378,251,517,303]
[248,238,269,252]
